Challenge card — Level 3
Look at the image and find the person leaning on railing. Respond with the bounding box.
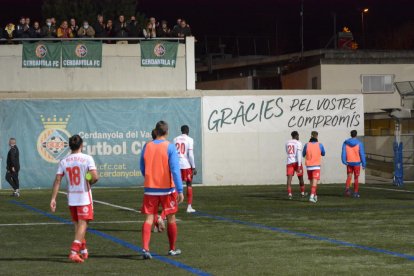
[92,14,107,38]
[156,20,171,37]
[57,20,74,38]
[4,23,16,44]
[128,16,141,43]
[77,21,95,38]
[105,20,115,44]
[113,15,129,44]
[70,18,79,38]
[142,21,156,39]
[32,21,42,38]
[41,18,57,38]
[171,19,192,38]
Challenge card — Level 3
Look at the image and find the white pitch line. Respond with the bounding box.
[0,221,143,227]
[364,186,414,193]
[58,191,141,213]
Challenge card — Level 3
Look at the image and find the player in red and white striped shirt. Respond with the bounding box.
[285,131,306,199]
[174,125,197,213]
[50,135,99,263]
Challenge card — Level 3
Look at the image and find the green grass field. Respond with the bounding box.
[1,183,414,275]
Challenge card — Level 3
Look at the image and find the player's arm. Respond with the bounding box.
[50,174,63,212]
[359,141,367,169]
[341,142,347,165]
[168,143,184,203]
[87,157,99,185]
[88,170,99,185]
[10,147,18,172]
[302,143,307,158]
[297,144,303,166]
[188,140,196,175]
[320,143,326,156]
[140,144,147,177]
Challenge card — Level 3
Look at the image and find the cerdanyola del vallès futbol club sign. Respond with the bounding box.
[0,98,201,188]
[62,41,102,68]
[22,42,61,68]
[140,40,178,68]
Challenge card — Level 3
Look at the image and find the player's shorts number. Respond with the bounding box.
[175,143,186,154]
[287,145,295,154]
[66,166,81,186]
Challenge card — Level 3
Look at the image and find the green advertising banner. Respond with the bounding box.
[22,42,61,68]
[141,40,178,68]
[62,41,102,68]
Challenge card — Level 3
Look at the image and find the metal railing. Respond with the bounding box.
[366,152,414,165]
[0,37,185,42]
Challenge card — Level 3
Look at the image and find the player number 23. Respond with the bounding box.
[66,166,81,186]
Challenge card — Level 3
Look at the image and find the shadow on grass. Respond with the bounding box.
[54,254,145,261]
[91,228,138,233]
[243,193,280,201]
[383,196,414,201]
[0,256,68,263]
[317,193,347,198]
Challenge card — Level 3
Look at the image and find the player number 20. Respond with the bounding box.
[175,143,186,154]
[66,166,81,186]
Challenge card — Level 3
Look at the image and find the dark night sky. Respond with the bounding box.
[0,0,413,51]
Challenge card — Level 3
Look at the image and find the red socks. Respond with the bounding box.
[354,177,359,193]
[346,175,352,189]
[187,186,193,205]
[142,222,152,251]
[300,184,305,193]
[71,240,81,254]
[81,239,87,251]
[167,222,177,251]
[287,186,292,195]
[310,185,317,196]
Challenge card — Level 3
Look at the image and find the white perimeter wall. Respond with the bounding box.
[201,91,365,185]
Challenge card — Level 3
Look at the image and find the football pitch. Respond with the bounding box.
[1,183,414,275]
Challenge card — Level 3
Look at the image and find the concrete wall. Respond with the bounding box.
[281,66,321,89]
[282,64,414,113]
[0,43,188,93]
[321,64,414,113]
[196,76,253,90]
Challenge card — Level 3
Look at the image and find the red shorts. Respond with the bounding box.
[141,192,178,217]
[181,168,193,182]
[286,163,304,176]
[307,169,321,180]
[69,203,94,222]
[347,165,361,177]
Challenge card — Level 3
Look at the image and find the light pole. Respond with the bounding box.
[300,0,304,58]
[361,8,369,48]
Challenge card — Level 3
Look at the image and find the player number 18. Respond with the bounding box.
[66,166,81,186]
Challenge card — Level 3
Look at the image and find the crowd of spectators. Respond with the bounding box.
[0,15,193,43]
